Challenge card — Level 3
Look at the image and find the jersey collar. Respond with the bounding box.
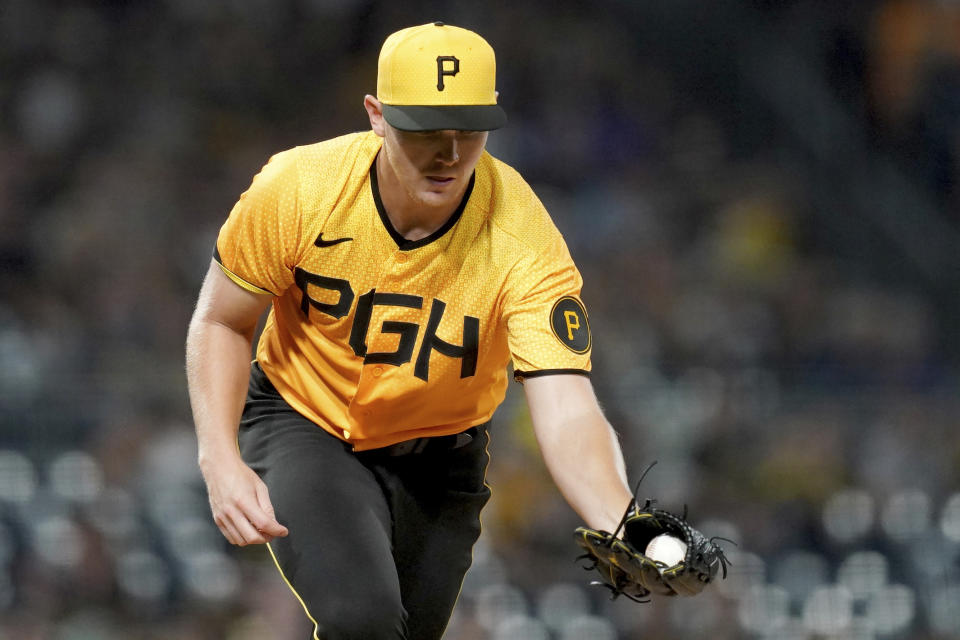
[369,153,476,251]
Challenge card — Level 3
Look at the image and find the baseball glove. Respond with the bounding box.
[574,472,730,602]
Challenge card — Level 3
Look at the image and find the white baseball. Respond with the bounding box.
[645,534,687,567]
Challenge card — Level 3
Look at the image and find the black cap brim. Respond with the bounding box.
[382,104,507,132]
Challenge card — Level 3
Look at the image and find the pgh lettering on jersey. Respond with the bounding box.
[215,131,591,450]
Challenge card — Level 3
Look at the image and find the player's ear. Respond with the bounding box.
[364,95,386,137]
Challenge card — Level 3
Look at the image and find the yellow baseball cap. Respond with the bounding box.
[377,22,507,131]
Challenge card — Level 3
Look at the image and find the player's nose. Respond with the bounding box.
[435,131,459,165]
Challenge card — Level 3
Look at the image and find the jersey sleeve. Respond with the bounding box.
[214,149,303,296]
[504,233,592,380]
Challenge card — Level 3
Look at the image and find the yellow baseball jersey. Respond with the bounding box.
[215,131,591,450]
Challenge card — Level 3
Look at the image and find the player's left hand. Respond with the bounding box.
[574,491,729,601]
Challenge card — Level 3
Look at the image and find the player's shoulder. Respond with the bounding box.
[293,131,379,166]
[478,153,562,254]
[277,131,380,211]
[253,131,376,182]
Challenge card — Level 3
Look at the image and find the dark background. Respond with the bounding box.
[1,1,959,638]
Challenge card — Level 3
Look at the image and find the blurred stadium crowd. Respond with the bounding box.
[1,1,959,638]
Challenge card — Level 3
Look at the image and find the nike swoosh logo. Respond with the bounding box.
[314,233,353,247]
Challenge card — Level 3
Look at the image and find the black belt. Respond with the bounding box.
[372,426,479,456]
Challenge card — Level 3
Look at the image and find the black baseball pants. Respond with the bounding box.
[238,363,491,640]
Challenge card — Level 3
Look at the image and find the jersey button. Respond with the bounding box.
[343,429,351,439]
[372,365,384,377]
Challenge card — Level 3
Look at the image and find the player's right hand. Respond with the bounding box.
[200,457,289,546]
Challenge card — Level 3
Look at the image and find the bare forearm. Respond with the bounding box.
[534,410,633,531]
[185,316,255,469]
[185,263,283,546]
[524,375,634,531]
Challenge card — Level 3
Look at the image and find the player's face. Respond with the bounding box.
[382,125,488,210]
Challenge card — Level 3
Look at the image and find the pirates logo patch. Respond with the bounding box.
[550,296,591,354]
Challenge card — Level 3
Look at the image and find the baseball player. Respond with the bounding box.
[186,23,634,640]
